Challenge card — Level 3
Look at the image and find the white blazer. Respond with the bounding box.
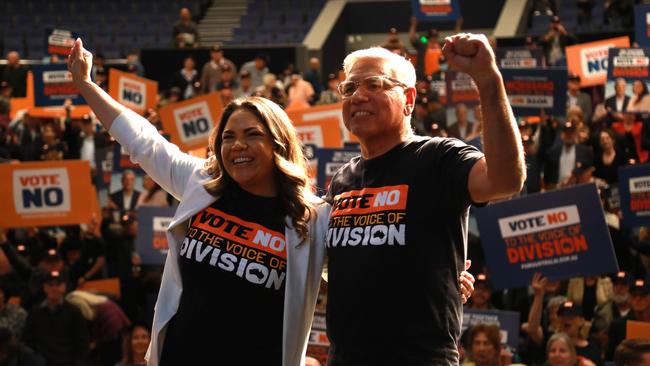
[109,109,330,366]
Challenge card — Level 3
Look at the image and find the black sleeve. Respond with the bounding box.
[424,137,484,210]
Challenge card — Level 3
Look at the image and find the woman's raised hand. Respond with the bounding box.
[67,38,93,86]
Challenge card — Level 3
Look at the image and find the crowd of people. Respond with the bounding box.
[0,3,648,366]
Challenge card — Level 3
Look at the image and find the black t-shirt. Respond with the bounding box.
[160,184,287,365]
[325,137,483,366]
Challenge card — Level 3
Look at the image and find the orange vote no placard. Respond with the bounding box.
[108,69,158,115]
[0,160,94,228]
[565,36,630,87]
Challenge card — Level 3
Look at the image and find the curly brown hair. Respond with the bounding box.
[203,96,315,242]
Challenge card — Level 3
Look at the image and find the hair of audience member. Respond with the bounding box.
[546,332,578,366]
[634,79,649,98]
[204,96,315,242]
[342,47,416,138]
[65,290,109,321]
[467,323,501,364]
[614,338,650,366]
[566,106,585,125]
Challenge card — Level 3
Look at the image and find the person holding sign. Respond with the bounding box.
[325,35,525,365]
[67,39,477,366]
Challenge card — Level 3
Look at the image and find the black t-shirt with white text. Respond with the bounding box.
[160,184,286,365]
[325,137,483,366]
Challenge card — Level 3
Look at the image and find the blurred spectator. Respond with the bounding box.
[159,87,182,108]
[254,73,286,107]
[63,113,108,173]
[91,53,106,83]
[409,17,443,79]
[288,74,315,106]
[448,104,475,141]
[543,121,593,189]
[94,68,108,92]
[305,57,323,98]
[108,171,140,212]
[0,285,27,340]
[461,324,502,366]
[604,0,635,29]
[466,273,494,310]
[541,16,575,66]
[219,87,235,106]
[0,81,11,118]
[240,54,270,89]
[566,276,613,321]
[556,301,604,366]
[545,332,580,366]
[135,175,169,208]
[23,270,89,366]
[627,80,650,113]
[126,50,145,77]
[604,78,630,125]
[280,63,296,90]
[566,75,592,123]
[233,70,254,98]
[65,291,130,366]
[425,91,447,131]
[215,65,238,91]
[200,44,236,94]
[115,325,150,366]
[411,96,433,136]
[11,113,43,161]
[40,122,64,161]
[61,222,106,287]
[172,8,199,48]
[0,327,44,366]
[316,73,341,105]
[592,271,632,338]
[613,338,650,366]
[169,56,200,100]
[576,0,595,26]
[381,27,407,56]
[593,128,631,184]
[1,51,28,98]
[608,279,650,359]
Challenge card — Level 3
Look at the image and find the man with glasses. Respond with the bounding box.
[325,34,526,365]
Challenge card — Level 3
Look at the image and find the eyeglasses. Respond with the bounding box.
[337,75,408,98]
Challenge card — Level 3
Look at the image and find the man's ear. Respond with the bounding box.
[403,87,417,116]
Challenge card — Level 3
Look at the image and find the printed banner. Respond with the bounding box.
[445,71,480,106]
[294,117,343,148]
[286,103,359,143]
[607,48,650,80]
[307,311,329,366]
[565,37,631,87]
[108,69,158,115]
[501,68,567,116]
[474,184,618,289]
[136,206,175,265]
[314,147,360,191]
[32,64,86,107]
[635,4,650,48]
[496,48,544,69]
[159,92,224,151]
[411,0,460,21]
[46,28,77,56]
[462,309,520,350]
[0,160,94,228]
[619,164,650,227]
[626,320,650,339]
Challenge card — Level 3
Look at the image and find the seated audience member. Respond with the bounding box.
[604,78,630,125]
[169,56,200,100]
[240,53,269,89]
[200,44,237,93]
[60,222,107,287]
[543,121,593,190]
[556,301,603,366]
[23,271,89,366]
[0,327,44,365]
[253,73,286,107]
[627,80,650,113]
[461,324,504,366]
[466,273,494,310]
[214,65,238,91]
[108,171,141,213]
[608,279,650,360]
[115,324,151,366]
[448,103,475,141]
[233,70,254,98]
[287,74,315,106]
[0,285,27,340]
[135,175,169,208]
[545,332,583,366]
[172,7,199,48]
[592,272,633,335]
[614,339,650,366]
[566,276,613,321]
[593,128,632,184]
[566,74,592,123]
[317,73,342,105]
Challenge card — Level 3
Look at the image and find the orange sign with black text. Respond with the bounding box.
[0,160,94,228]
[565,36,630,87]
[108,69,158,115]
[158,92,224,152]
[287,103,360,144]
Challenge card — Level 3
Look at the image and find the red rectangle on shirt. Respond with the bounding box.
[330,185,409,217]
